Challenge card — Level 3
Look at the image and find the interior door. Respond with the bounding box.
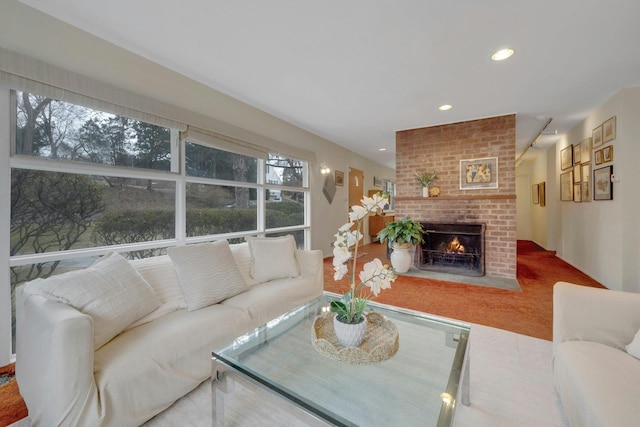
[348,167,364,209]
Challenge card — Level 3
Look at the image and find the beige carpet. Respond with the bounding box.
[138,323,569,427]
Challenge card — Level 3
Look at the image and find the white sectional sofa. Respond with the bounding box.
[553,282,640,427]
[16,236,323,427]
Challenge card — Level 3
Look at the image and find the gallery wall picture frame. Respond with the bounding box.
[573,144,581,164]
[603,145,613,163]
[602,116,616,143]
[459,157,498,190]
[580,137,592,163]
[592,125,603,148]
[594,149,603,165]
[532,184,539,204]
[560,171,574,201]
[573,164,581,183]
[573,183,582,203]
[560,145,573,170]
[593,165,613,201]
[539,182,546,207]
[581,182,591,202]
[335,170,345,186]
[581,163,590,183]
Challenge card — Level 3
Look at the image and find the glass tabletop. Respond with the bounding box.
[212,293,470,427]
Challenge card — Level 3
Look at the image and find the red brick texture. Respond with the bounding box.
[395,115,517,279]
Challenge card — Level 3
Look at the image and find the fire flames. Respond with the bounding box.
[446,237,465,253]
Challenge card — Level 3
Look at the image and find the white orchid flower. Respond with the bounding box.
[348,205,367,221]
[333,263,348,280]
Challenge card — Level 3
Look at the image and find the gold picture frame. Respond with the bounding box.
[592,125,603,148]
[560,171,573,201]
[459,157,498,190]
[594,149,603,165]
[602,116,616,143]
[560,145,573,170]
[603,145,613,163]
[573,144,581,164]
[573,164,581,183]
[580,137,592,163]
[574,183,582,202]
[335,170,344,186]
[539,182,546,207]
[581,163,591,202]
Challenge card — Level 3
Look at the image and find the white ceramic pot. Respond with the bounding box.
[333,314,368,347]
[422,187,430,197]
[390,246,412,273]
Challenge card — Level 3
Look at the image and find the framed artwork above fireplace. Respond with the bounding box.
[460,157,498,190]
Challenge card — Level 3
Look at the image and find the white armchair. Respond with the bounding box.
[553,282,640,427]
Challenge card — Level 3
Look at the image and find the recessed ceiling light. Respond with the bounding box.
[438,104,453,111]
[378,148,387,151]
[491,48,515,61]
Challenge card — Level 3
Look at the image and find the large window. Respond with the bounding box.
[6,89,310,355]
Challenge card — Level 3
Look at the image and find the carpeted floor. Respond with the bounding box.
[325,240,604,341]
[1,240,604,426]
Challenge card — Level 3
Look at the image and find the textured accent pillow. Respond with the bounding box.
[24,251,160,350]
[168,240,249,311]
[125,255,188,330]
[229,242,259,286]
[247,235,299,283]
[626,329,640,359]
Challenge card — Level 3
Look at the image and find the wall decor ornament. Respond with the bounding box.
[539,182,546,207]
[603,145,613,163]
[580,137,592,163]
[561,145,573,170]
[581,163,591,202]
[573,164,581,183]
[573,144,581,164]
[592,125,603,148]
[594,165,613,201]
[573,183,582,203]
[594,149,603,165]
[459,157,498,190]
[532,184,539,204]
[602,116,616,143]
[560,171,573,201]
[335,170,344,186]
[373,176,382,187]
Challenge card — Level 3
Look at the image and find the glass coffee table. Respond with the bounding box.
[212,293,470,427]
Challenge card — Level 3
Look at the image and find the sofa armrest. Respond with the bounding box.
[16,285,97,426]
[553,281,640,355]
[295,249,324,295]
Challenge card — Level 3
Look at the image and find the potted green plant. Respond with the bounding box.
[415,171,438,197]
[377,216,425,273]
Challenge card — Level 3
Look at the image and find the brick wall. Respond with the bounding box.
[395,115,517,278]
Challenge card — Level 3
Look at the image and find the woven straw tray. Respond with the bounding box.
[311,311,399,365]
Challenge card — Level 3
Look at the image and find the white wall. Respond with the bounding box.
[555,88,640,292]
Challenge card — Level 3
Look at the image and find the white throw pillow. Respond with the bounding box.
[247,235,299,283]
[229,242,259,286]
[24,251,160,350]
[626,329,640,359]
[168,240,249,311]
[125,255,188,330]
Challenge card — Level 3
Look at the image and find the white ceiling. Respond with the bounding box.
[19,0,640,169]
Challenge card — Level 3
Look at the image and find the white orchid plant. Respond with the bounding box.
[331,193,397,324]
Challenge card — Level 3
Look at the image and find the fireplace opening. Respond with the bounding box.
[418,223,485,277]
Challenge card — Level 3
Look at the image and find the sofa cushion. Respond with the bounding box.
[229,242,259,286]
[554,340,640,427]
[168,240,249,311]
[247,235,299,282]
[126,255,187,330]
[626,329,640,359]
[24,251,160,350]
[222,276,319,327]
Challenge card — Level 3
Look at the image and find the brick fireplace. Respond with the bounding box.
[395,115,516,279]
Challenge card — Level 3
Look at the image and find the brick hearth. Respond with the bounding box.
[395,114,516,279]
